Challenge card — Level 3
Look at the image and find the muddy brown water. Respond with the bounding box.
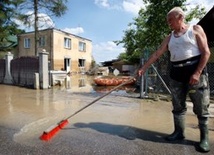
[0,74,214,153]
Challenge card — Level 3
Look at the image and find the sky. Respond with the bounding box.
[19,0,214,64]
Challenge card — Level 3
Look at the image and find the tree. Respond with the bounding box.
[0,0,25,51]
[18,0,68,55]
[116,0,206,64]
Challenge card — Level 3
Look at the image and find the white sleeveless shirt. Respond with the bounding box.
[168,25,201,62]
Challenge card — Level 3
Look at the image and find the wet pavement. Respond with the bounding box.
[0,75,214,155]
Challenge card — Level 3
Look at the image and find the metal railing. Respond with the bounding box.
[143,42,214,97]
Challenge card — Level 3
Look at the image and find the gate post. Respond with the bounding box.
[140,58,145,98]
[39,49,49,89]
[3,52,13,84]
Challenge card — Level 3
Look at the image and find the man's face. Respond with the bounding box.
[167,13,179,30]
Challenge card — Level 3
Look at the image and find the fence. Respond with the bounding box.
[0,59,5,83]
[0,51,49,89]
[11,57,39,87]
[143,42,214,97]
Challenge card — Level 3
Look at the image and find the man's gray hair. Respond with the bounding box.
[167,7,185,19]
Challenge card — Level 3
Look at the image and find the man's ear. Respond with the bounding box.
[179,14,184,20]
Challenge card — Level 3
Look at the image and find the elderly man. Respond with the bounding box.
[138,7,210,152]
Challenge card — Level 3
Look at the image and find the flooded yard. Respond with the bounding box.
[0,74,214,154]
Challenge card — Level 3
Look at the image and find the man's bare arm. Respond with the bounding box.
[189,25,210,84]
[194,25,210,74]
[138,35,170,76]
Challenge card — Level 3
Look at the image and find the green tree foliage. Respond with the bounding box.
[18,0,68,55]
[18,0,68,24]
[0,0,24,51]
[116,0,206,64]
[0,0,68,54]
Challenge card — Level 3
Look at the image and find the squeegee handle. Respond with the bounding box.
[65,76,136,120]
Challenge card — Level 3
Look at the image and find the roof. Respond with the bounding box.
[101,59,118,66]
[0,35,17,51]
[18,28,92,42]
[197,6,214,43]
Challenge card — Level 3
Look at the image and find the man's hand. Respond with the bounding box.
[189,72,200,85]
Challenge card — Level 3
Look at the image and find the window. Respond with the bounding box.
[79,41,86,52]
[24,38,30,48]
[39,36,45,47]
[78,59,85,73]
[78,59,85,67]
[64,37,71,49]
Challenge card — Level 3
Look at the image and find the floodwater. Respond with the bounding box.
[0,74,214,154]
[0,74,138,144]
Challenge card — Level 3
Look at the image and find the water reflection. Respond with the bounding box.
[62,74,136,94]
[62,74,93,93]
[93,85,136,93]
[79,76,86,87]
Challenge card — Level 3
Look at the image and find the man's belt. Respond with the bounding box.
[172,59,199,67]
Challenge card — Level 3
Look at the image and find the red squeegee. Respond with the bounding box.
[40,77,136,141]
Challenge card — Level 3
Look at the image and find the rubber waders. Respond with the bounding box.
[165,114,185,141]
[198,117,210,152]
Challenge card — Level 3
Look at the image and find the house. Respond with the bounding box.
[197,6,214,63]
[18,28,93,73]
[197,6,214,44]
[197,6,214,91]
[101,59,136,75]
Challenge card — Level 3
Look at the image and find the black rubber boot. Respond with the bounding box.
[198,117,210,152]
[165,114,185,141]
